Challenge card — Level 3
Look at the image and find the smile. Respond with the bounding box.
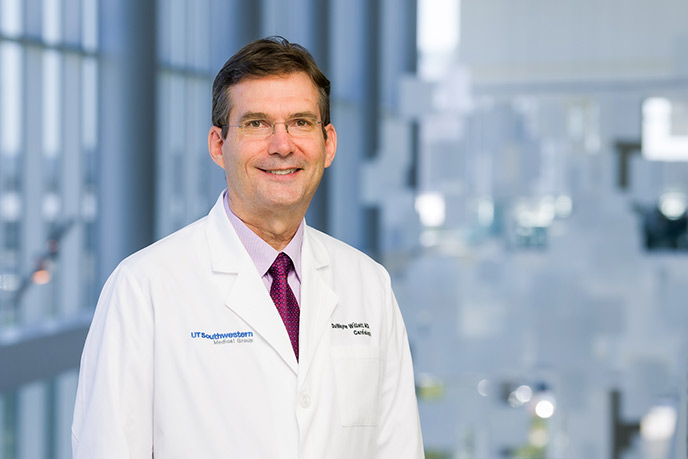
[264,168,299,175]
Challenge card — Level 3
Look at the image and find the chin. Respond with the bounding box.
[266,194,313,212]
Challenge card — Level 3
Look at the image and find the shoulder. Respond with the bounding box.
[305,226,390,283]
[117,215,209,276]
[305,226,377,263]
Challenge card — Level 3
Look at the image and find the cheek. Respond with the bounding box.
[223,145,250,174]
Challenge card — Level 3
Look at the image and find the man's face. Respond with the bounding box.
[208,72,336,224]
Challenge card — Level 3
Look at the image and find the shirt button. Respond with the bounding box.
[300,392,311,408]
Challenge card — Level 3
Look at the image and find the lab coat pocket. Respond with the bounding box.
[331,345,382,426]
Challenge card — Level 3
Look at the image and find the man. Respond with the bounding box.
[72,36,424,458]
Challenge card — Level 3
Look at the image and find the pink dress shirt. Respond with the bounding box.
[223,191,303,302]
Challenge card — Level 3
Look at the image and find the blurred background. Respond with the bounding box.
[1,0,687,457]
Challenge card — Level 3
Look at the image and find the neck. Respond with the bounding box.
[229,205,304,252]
[227,195,310,250]
[243,217,300,251]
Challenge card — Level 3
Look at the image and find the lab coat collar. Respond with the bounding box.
[204,194,340,376]
[205,195,298,372]
[205,194,254,274]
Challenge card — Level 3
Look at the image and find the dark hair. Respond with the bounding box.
[212,36,331,138]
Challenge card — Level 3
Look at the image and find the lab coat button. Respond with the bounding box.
[300,393,311,408]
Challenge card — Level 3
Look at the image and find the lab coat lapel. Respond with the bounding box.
[204,196,298,373]
[298,228,339,381]
[224,271,298,373]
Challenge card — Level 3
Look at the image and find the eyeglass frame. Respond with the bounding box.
[221,118,325,139]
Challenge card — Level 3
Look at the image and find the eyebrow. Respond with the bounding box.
[237,111,319,123]
[238,112,269,122]
[289,112,319,120]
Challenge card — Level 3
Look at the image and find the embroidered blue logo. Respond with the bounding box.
[191,330,254,344]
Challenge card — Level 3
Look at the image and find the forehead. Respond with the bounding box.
[227,72,319,118]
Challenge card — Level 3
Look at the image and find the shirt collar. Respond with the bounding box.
[223,191,303,280]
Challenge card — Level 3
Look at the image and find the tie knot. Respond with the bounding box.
[268,252,293,279]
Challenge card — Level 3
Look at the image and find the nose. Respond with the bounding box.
[268,123,294,156]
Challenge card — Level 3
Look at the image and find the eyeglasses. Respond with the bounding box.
[224,118,323,138]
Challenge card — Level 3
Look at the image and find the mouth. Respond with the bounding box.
[262,168,300,176]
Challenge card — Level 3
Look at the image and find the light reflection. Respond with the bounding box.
[555,195,573,218]
[477,196,494,227]
[640,405,677,442]
[515,385,533,404]
[642,97,688,161]
[42,50,61,158]
[534,399,555,419]
[0,273,20,291]
[1,42,23,156]
[43,193,61,221]
[42,0,61,44]
[508,392,523,408]
[515,201,554,228]
[32,268,52,285]
[0,0,22,36]
[1,191,21,221]
[418,0,460,55]
[415,192,446,227]
[508,384,533,407]
[477,378,490,397]
[529,426,549,448]
[658,192,687,220]
[540,196,556,223]
[82,58,98,149]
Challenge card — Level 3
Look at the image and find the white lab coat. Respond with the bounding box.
[72,194,424,459]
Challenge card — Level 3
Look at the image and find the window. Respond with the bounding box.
[0,0,99,456]
[156,0,221,237]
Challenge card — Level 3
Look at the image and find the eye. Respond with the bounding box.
[244,119,266,129]
[291,118,314,128]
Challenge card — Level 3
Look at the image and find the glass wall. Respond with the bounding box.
[0,0,99,325]
[0,0,99,457]
[156,0,223,238]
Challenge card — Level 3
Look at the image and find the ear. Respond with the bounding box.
[324,123,337,168]
[208,126,226,170]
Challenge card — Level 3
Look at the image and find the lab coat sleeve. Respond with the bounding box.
[375,265,425,458]
[72,264,154,459]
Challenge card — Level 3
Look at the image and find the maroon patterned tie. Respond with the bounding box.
[268,253,300,361]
